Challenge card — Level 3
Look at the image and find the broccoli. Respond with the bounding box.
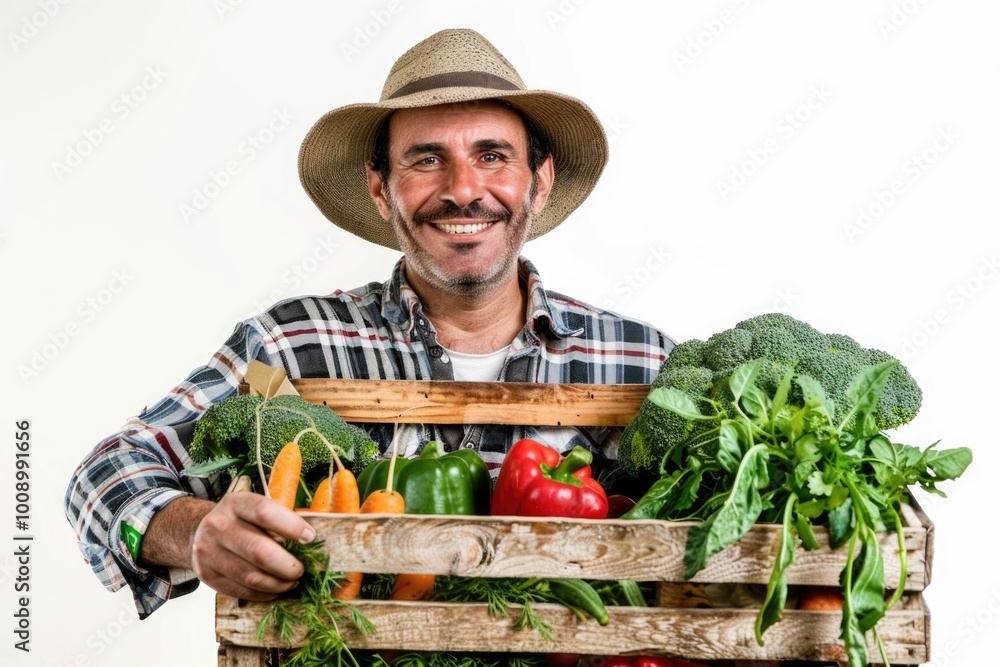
[190,393,377,475]
[617,312,923,477]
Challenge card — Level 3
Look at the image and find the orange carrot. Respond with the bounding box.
[359,488,405,514]
[309,477,334,512]
[390,573,436,601]
[267,442,302,510]
[326,468,364,599]
[358,429,434,599]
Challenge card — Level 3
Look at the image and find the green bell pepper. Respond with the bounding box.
[396,440,492,515]
[356,455,409,504]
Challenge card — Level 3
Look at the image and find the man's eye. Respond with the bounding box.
[418,156,438,165]
[481,153,501,163]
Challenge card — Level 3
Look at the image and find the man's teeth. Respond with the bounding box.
[435,222,492,234]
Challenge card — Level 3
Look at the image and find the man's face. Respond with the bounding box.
[367,101,553,297]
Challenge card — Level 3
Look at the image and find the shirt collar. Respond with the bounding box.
[380,256,582,340]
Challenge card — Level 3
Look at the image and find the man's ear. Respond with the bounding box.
[366,163,391,221]
[530,155,555,215]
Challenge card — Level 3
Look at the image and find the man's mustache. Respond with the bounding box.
[412,201,511,224]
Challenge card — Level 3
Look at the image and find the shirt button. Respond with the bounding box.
[430,347,442,357]
[418,318,426,327]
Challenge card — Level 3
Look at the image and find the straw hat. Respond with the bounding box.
[298,28,609,250]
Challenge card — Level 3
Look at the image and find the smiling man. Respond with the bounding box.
[65,29,674,617]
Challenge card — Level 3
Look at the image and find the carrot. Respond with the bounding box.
[359,488,405,514]
[390,573,436,601]
[309,477,334,512]
[267,442,302,510]
[323,467,365,599]
[358,426,434,600]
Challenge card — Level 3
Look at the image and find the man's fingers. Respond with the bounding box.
[227,492,317,544]
[197,560,291,601]
[191,492,317,600]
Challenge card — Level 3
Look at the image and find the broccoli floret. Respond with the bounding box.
[191,393,377,475]
[617,365,716,477]
[349,433,381,476]
[617,312,923,476]
[189,394,262,463]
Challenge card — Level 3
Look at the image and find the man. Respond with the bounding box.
[65,28,673,618]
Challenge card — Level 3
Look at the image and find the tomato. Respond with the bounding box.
[798,585,844,610]
[545,653,581,667]
[605,494,637,518]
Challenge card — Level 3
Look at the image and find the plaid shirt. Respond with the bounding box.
[64,257,673,618]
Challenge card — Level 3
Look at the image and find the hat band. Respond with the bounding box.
[387,70,522,100]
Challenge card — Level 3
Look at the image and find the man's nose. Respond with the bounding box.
[440,160,483,208]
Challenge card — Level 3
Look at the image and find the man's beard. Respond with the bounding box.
[386,183,534,297]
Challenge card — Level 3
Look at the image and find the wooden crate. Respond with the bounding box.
[216,379,934,666]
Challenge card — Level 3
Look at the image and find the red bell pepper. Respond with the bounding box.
[599,657,708,667]
[491,439,608,519]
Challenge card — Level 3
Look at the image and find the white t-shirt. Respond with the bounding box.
[442,345,511,382]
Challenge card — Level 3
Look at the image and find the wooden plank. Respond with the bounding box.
[286,379,650,426]
[217,643,266,667]
[221,596,928,664]
[300,513,928,590]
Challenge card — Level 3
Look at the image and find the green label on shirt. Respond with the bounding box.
[121,522,143,562]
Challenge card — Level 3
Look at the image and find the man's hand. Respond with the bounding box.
[140,493,317,601]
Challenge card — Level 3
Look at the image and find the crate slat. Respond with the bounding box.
[287,378,649,426]
[220,594,928,664]
[299,512,929,590]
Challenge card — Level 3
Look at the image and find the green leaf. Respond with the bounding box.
[841,361,896,435]
[828,497,854,549]
[807,469,835,497]
[741,383,771,421]
[717,420,744,475]
[181,456,245,478]
[925,446,973,480]
[847,525,886,633]
[621,469,689,520]
[684,444,769,578]
[647,387,706,421]
[728,359,762,403]
[795,513,820,550]
[771,366,796,415]
[756,494,797,644]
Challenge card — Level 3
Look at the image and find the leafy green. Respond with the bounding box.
[622,356,972,667]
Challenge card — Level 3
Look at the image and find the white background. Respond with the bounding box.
[2,1,998,665]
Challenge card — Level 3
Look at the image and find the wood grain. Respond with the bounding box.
[219,594,929,664]
[286,378,650,426]
[299,512,929,590]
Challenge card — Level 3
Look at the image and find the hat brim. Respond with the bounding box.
[298,87,609,251]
